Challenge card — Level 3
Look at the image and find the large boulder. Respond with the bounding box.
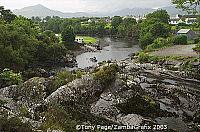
[17,77,47,105]
[45,75,103,104]
[0,85,18,98]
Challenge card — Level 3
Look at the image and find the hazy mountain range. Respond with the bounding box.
[13,4,186,18]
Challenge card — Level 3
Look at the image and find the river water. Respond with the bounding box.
[76,37,141,69]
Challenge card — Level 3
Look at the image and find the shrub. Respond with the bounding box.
[138,52,161,63]
[139,33,154,49]
[0,68,22,88]
[39,104,77,132]
[194,38,200,44]
[146,37,172,51]
[172,35,187,45]
[75,70,85,79]
[0,99,7,106]
[93,64,119,87]
[19,106,32,118]
[138,52,150,63]
[46,70,76,96]
[0,112,33,132]
[193,44,200,53]
[116,94,160,117]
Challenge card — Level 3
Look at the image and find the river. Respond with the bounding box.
[76,37,141,69]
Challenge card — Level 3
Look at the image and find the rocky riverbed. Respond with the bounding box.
[0,58,200,132]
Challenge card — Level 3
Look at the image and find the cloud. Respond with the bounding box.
[1,0,172,12]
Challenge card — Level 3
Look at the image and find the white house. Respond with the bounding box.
[185,18,198,25]
[88,19,92,23]
[75,37,84,44]
[169,14,198,25]
[169,18,179,25]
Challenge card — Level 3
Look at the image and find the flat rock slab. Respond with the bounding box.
[151,44,199,57]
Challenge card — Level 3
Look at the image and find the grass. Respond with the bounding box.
[76,36,97,44]
[57,34,97,45]
[137,51,198,64]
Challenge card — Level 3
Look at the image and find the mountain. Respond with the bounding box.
[13,4,94,18]
[13,4,187,18]
[109,8,155,17]
[13,4,67,18]
[159,6,186,16]
[109,6,187,17]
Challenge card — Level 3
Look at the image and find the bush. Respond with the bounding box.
[172,35,187,45]
[39,104,77,132]
[138,52,150,62]
[0,68,22,88]
[19,106,32,118]
[46,70,76,96]
[139,33,154,49]
[93,64,119,87]
[194,38,200,44]
[146,37,172,51]
[116,94,160,117]
[0,112,33,132]
[193,44,200,53]
[138,52,160,63]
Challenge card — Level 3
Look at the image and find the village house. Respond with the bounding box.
[75,37,84,44]
[88,19,92,23]
[169,18,179,25]
[169,14,198,25]
[177,29,197,40]
[185,18,198,25]
[132,15,146,22]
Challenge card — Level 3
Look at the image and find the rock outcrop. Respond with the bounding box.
[1,60,200,131]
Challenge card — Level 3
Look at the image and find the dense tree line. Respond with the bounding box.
[38,16,138,38]
[0,7,68,72]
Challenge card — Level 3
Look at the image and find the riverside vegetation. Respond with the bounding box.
[0,1,200,132]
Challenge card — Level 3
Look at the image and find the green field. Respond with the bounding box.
[57,34,97,44]
[76,36,97,44]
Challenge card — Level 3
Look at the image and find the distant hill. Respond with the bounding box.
[13,4,67,18]
[13,4,94,18]
[110,6,187,17]
[109,8,154,17]
[159,6,186,16]
[13,4,188,18]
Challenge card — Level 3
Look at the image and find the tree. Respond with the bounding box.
[44,16,52,21]
[44,18,62,33]
[0,6,16,23]
[146,10,170,24]
[139,10,170,49]
[44,30,59,43]
[172,0,200,14]
[139,33,154,49]
[116,17,138,37]
[12,16,39,37]
[149,22,170,38]
[123,18,137,26]
[61,26,75,46]
[112,16,123,27]
[111,16,123,34]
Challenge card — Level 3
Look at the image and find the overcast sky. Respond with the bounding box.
[1,0,172,12]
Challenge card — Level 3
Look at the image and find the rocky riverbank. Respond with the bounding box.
[0,58,200,132]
